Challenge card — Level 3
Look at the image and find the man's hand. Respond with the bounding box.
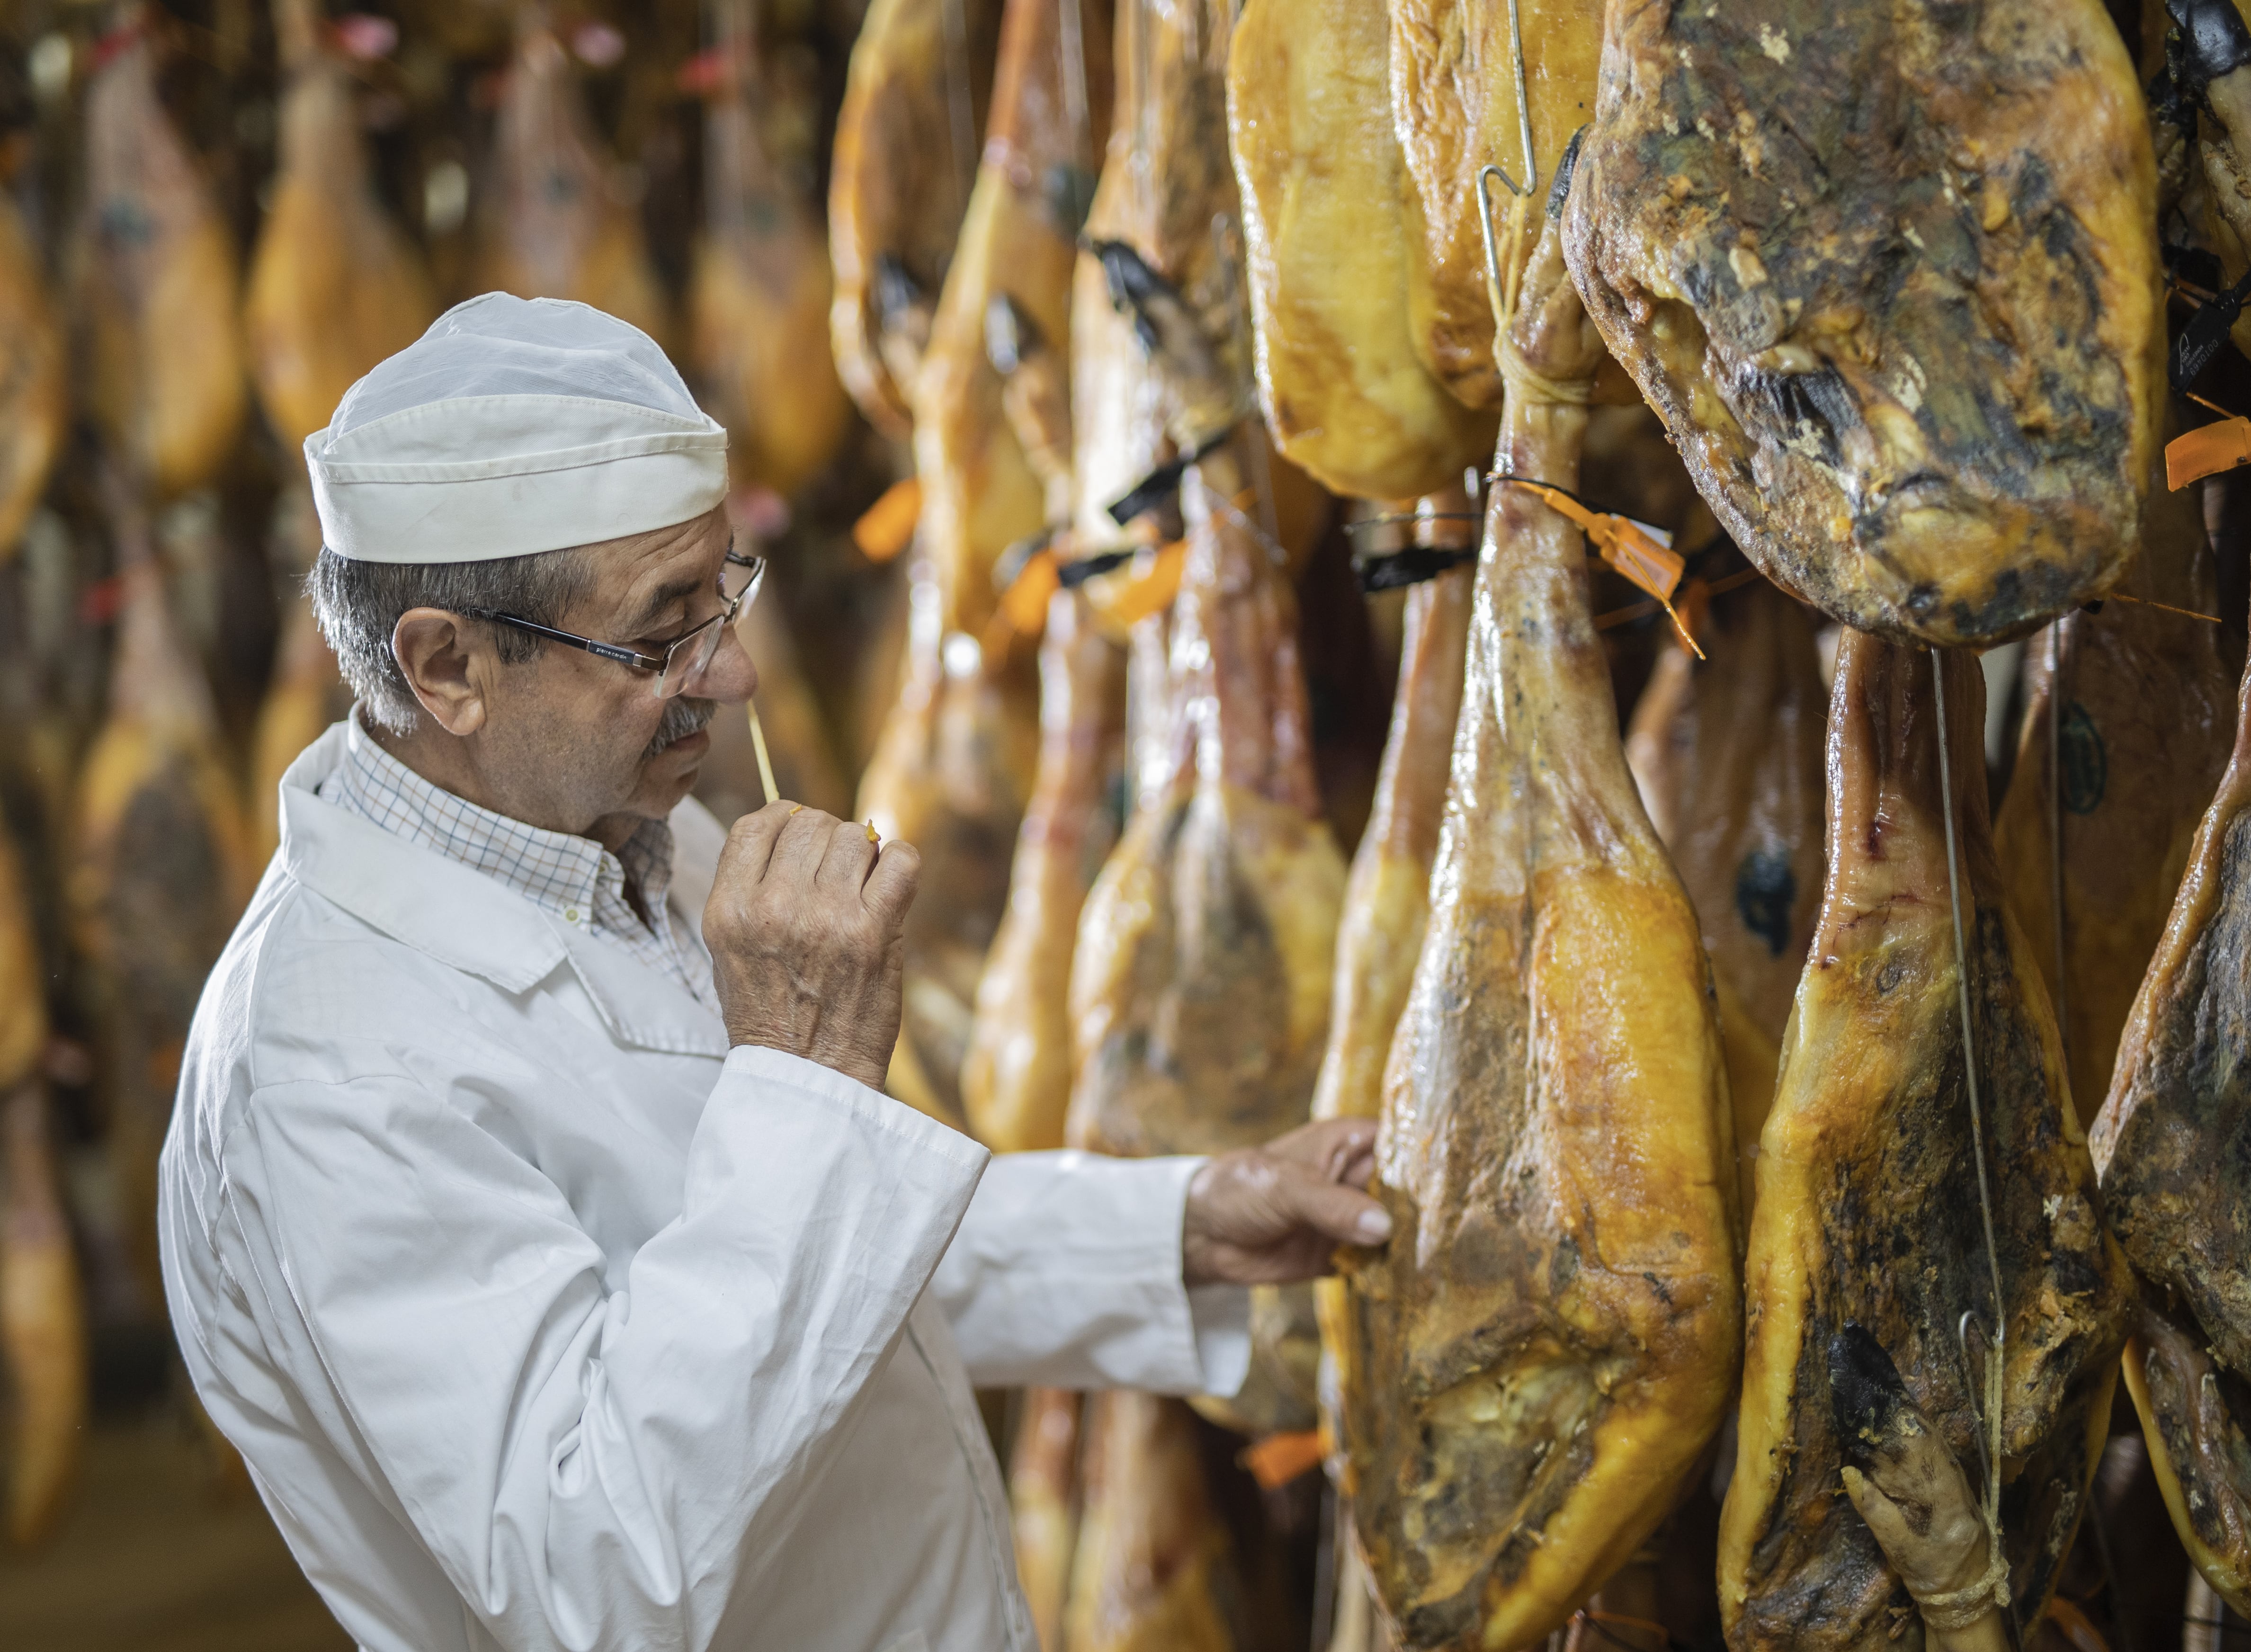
[704,802,920,1091]
[1181,1118,1393,1287]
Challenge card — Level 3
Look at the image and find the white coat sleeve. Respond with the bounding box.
[223,1043,986,1652]
[927,1150,1251,1395]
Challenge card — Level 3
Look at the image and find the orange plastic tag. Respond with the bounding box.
[997,545,1061,637]
[1102,539,1188,627]
[852,476,922,563]
[1239,1429,1324,1491]
[1505,479,1705,658]
[2167,418,2251,490]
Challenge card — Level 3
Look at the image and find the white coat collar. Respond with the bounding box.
[276,723,732,1059]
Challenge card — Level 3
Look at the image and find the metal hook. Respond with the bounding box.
[1494,0,1536,199]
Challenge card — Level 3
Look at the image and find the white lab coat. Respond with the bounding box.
[159,723,1250,1652]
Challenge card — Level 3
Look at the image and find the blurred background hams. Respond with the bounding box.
[687,0,850,500]
[243,0,437,454]
[0,188,65,560]
[472,11,670,346]
[75,8,248,501]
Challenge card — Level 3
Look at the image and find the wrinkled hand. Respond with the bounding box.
[1181,1118,1392,1287]
[704,802,919,1091]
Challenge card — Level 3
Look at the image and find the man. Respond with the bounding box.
[159,294,1389,1652]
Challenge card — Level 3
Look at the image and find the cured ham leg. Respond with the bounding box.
[1333,208,1739,1652]
[472,13,670,349]
[1719,631,2134,1652]
[69,487,255,1314]
[76,10,247,500]
[1066,439,1344,1434]
[963,588,1125,1151]
[1014,1386,1085,1652]
[1064,1393,1240,1652]
[248,487,350,867]
[688,0,852,499]
[244,0,436,452]
[1311,517,1474,1133]
[0,819,80,1547]
[2093,605,2251,1613]
[1563,0,2162,648]
[859,0,1110,1128]
[828,0,1003,438]
[0,188,64,559]
[1994,454,2234,1122]
[1386,0,1605,411]
[1623,580,1827,1213]
[1226,0,1492,502]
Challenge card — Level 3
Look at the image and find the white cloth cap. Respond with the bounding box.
[306,294,729,564]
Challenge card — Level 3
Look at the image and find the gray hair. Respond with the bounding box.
[306,545,595,736]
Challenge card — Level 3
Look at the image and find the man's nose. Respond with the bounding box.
[698,619,759,703]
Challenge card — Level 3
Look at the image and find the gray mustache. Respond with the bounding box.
[643,697,716,760]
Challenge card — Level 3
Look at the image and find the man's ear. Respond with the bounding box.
[391,608,491,736]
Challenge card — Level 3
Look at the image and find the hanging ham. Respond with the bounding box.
[1563,0,2163,648]
[0,824,81,1547]
[1993,455,2235,1123]
[472,14,671,349]
[828,0,1004,438]
[1330,200,1739,1652]
[1719,630,2134,1652]
[1386,0,1605,411]
[688,0,854,500]
[1225,0,1492,504]
[2093,595,2251,1614]
[1623,579,1828,1213]
[76,10,249,500]
[963,587,1125,1151]
[68,485,255,1320]
[859,0,1112,1128]
[244,0,437,452]
[0,187,65,561]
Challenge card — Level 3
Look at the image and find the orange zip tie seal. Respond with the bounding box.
[1498,478,1703,658]
[1102,539,1188,628]
[852,476,922,563]
[1238,1429,1324,1491]
[2167,392,2251,491]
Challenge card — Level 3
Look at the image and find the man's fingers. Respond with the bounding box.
[814,817,878,896]
[1278,1162,1392,1247]
[1265,1117,1379,1185]
[720,799,800,885]
[765,806,843,887]
[861,839,921,926]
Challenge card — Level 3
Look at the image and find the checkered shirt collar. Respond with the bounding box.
[322,712,677,947]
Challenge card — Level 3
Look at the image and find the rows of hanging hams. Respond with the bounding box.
[19,0,2251,1648]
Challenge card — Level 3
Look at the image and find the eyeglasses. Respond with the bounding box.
[460,548,767,700]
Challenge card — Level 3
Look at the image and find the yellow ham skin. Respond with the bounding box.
[1013,1386,1085,1652]
[828,0,1002,438]
[1336,223,1738,1652]
[1226,0,1494,501]
[1386,0,1604,409]
[0,193,65,560]
[1064,1394,1237,1652]
[964,589,1126,1152]
[1721,635,2133,1652]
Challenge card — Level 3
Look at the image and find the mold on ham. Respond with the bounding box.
[1563,0,2164,648]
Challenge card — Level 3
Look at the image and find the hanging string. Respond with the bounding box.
[939,0,977,223]
[1927,649,2015,1636]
